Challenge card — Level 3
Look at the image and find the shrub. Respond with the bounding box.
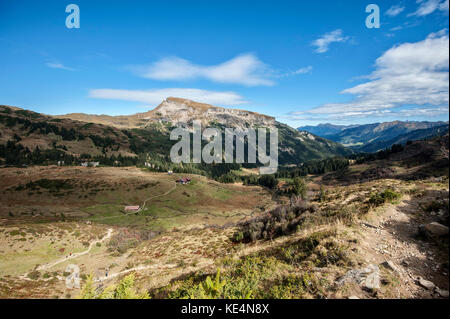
[167,257,278,299]
[290,177,307,199]
[233,231,244,242]
[423,200,449,213]
[233,198,314,243]
[258,175,278,189]
[368,188,401,207]
[79,273,149,299]
[318,185,328,202]
[28,270,40,280]
[264,273,324,299]
[107,229,157,255]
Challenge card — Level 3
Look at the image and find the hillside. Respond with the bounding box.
[356,124,450,153]
[0,105,172,166]
[1,127,447,299]
[1,99,352,169]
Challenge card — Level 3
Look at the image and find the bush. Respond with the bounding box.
[79,273,149,299]
[167,257,279,299]
[368,188,401,207]
[264,273,322,299]
[233,198,314,242]
[290,177,307,198]
[28,270,40,280]
[318,185,328,202]
[423,200,448,213]
[107,229,157,255]
[258,175,278,189]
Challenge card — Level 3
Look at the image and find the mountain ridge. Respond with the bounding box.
[1,100,352,167]
[56,97,275,129]
[298,120,449,151]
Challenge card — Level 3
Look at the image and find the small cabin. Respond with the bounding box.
[177,177,192,184]
[124,205,140,212]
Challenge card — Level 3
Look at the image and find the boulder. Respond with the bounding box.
[417,277,435,290]
[336,264,380,291]
[419,222,449,238]
[364,271,380,290]
[435,287,449,298]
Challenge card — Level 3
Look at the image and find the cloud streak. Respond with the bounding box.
[46,62,74,71]
[289,30,449,122]
[277,66,313,78]
[286,106,449,122]
[89,88,247,107]
[129,54,274,86]
[385,5,405,16]
[311,29,349,53]
[408,0,449,17]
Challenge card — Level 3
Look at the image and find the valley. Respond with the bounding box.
[0,129,447,299]
[0,99,448,299]
[299,121,449,153]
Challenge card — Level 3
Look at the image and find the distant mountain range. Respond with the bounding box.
[296,123,358,137]
[298,121,449,153]
[358,124,449,153]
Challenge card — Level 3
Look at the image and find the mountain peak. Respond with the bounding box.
[162,97,217,111]
[149,97,275,128]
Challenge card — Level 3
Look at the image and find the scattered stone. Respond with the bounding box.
[381,260,400,273]
[365,271,381,290]
[362,222,378,229]
[435,287,449,298]
[417,277,435,290]
[336,264,380,291]
[419,222,449,238]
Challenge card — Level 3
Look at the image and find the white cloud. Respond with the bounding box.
[290,30,449,121]
[278,66,313,77]
[408,0,449,17]
[89,88,247,107]
[129,54,274,86]
[286,106,449,122]
[46,62,74,71]
[292,66,313,75]
[311,29,349,53]
[385,5,405,16]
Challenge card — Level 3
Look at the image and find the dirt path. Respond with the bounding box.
[37,228,114,271]
[19,228,114,281]
[358,195,448,298]
[94,263,178,282]
[140,181,177,211]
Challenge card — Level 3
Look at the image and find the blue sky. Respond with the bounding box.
[0,0,448,126]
